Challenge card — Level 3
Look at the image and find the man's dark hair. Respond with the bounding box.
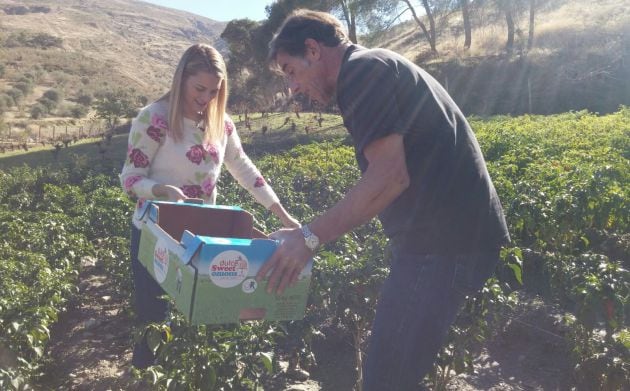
[268,9,349,69]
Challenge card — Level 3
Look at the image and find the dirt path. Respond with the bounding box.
[40,258,140,391]
[39,260,572,391]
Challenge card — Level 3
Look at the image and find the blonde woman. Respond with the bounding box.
[120,44,298,368]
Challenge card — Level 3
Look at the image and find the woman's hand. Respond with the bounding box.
[152,184,187,202]
[280,214,301,229]
[269,203,301,229]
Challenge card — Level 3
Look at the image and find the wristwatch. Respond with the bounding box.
[301,224,320,252]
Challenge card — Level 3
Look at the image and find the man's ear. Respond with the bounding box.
[304,38,321,60]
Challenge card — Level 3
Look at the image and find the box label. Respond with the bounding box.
[209,250,249,288]
[153,237,169,283]
[242,278,258,294]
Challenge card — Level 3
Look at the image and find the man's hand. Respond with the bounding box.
[256,228,313,295]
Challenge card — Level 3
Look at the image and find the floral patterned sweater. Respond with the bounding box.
[120,100,279,228]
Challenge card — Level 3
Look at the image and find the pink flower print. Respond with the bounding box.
[181,185,203,198]
[254,176,266,188]
[127,143,133,155]
[186,145,207,165]
[137,198,146,209]
[204,143,220,164]
[124,175,143,192]
[129,148,150,168]
[146,126,162,143]
[151,113,169,130]
[225,120,234,136]
[201,177,216,195]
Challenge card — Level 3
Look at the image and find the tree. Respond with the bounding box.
[30,103,48,119]
[76,93,93,107]
[43,89,61,103]
[331,0,395,44]
[399,0,437,53]
[93,89,139,128]
[461,0,472,49]
[70,105,88,119]
[337,0,359,43]
[496,0,516,53]
[527,0,535,50]
[221,18,278,110]
[6,88,23,104]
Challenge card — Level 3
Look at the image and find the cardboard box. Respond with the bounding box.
[137,200,313,324]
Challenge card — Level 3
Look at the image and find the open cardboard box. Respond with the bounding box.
[137,200,313,324]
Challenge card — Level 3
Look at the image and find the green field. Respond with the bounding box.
[1,109,628,390]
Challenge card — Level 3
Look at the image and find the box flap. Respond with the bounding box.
[150,201,256,240]
[180,230,204,265]
[148,202,159,223]
[135,199,154,221]
[252,228,267,239]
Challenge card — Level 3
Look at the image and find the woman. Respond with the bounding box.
[120,44,299,368]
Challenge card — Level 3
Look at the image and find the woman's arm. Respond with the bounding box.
[269,202,300,228]
[120,107,167,199]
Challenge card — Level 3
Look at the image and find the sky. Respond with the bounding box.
[142,0,275,22]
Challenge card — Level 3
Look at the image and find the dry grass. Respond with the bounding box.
[0,0,628,128]
[365,0,629,66]
[0,0,227,129]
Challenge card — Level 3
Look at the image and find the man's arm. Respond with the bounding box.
[256,133,410,294]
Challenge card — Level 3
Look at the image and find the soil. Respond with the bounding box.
[37,258,574,391]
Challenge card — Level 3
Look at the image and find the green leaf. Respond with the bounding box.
[508,263,523,285]
[615,329,630,349]
[258,351,274,373]
[32,346,44,358]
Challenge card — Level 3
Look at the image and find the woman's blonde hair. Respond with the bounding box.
[160,44,228,143]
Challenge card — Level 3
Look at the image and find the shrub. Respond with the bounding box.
[30,103,48,119]
[2,5,29,15]
[29,6,51,13]
[70,105,88,118]
[13,81,33,95]
[38,97,57,112]
[5,31,63,49]
[43,89,61,102]
[76,93,93,106]
[0,94,14,108]
[6,88,23,103]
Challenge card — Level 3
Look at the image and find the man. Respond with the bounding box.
[256,9,510,390]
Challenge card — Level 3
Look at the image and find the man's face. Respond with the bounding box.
[276,46,334,105]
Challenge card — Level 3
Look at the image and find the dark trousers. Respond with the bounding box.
[362,247,500,390]
[130,224,169,369]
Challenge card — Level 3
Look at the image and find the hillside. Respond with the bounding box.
[365,0,630,115]
[0,0,226,129]
[0,0,629,136]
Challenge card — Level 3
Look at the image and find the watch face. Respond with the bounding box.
[302,225,319,250]
[306,235,319,250]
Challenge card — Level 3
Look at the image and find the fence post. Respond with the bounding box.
[53,126,55,139]
[38,126,41,141]
[65,125,68,136]
[528,77,532,114]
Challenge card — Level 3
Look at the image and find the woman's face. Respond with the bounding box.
[182,71,222,119]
